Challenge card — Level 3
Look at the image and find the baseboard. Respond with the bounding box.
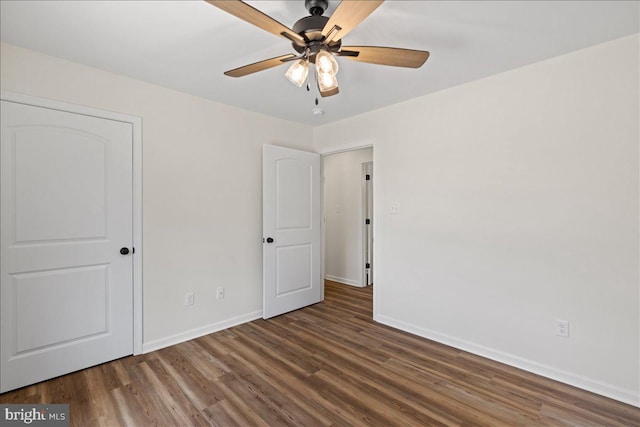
[375,314,640,408]
[142,310,262,354]
[325,275,363,287]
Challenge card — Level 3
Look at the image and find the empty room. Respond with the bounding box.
[0,1,639,426]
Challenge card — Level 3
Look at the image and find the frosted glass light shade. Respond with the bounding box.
[317,70,338,92]
[285,59,309,87]
[315,50,338,76]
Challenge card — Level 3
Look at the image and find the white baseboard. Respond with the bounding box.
[325,275,363,287]
[142,310,262,354]
[375,314,640,408]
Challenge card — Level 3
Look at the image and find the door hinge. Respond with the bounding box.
[365,263,371,269]
[365,219,370,225]
[365,174,371,181]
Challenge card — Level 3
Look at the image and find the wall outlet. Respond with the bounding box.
[390,202,400,214]
[216,287,225,300]
[185,292,194,306]
[555,319,569,338]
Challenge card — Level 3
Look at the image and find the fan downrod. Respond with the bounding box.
[305,0,328,16]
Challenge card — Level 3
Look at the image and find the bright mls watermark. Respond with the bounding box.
[0,404,69,426]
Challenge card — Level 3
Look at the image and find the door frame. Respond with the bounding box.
[1,91,144,355]
[362,161,373,286]
[317,139,378,319]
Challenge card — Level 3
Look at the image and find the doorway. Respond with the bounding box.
[322,147,373,289]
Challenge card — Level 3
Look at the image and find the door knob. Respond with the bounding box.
[266,237,274,243]
[120,247,130,255]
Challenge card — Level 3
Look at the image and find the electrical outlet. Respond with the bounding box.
[555,320,569,338]
[185,292,194,306]
[390,202,400,214]
[216,287,225,300]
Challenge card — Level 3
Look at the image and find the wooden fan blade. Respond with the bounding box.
[322,1,384,42]
[224,54,298,77]
[206,0,305,45]
[340,46,430,68]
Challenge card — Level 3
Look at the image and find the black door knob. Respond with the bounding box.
[266,237,274,243]
[120,247,130,255]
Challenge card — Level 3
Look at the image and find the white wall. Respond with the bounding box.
[323,148,373,286]
[313,34,640,406]
[0,42,315,351]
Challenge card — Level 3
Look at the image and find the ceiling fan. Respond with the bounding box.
[206,0,430,97]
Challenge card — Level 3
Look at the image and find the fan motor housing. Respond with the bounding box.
[291,15,342,54]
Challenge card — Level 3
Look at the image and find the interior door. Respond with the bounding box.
[263,144,322,319]
[0,100,134,392]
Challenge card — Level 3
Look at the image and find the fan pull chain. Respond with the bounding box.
[310,67,319,106]
[309,66,325,117]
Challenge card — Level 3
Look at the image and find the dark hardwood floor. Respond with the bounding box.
[2,280,639,426]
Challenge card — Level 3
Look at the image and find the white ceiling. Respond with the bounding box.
[1,1,638,125]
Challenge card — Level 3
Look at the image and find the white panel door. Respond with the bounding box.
[263,145,322,319]
[0,100,134,392]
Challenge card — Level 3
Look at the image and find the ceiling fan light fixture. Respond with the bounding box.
[315,50,339,76]
[210,0,431,99]
[285,59,309,87]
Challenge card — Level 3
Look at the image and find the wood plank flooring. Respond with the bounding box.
[2,280,639,426]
